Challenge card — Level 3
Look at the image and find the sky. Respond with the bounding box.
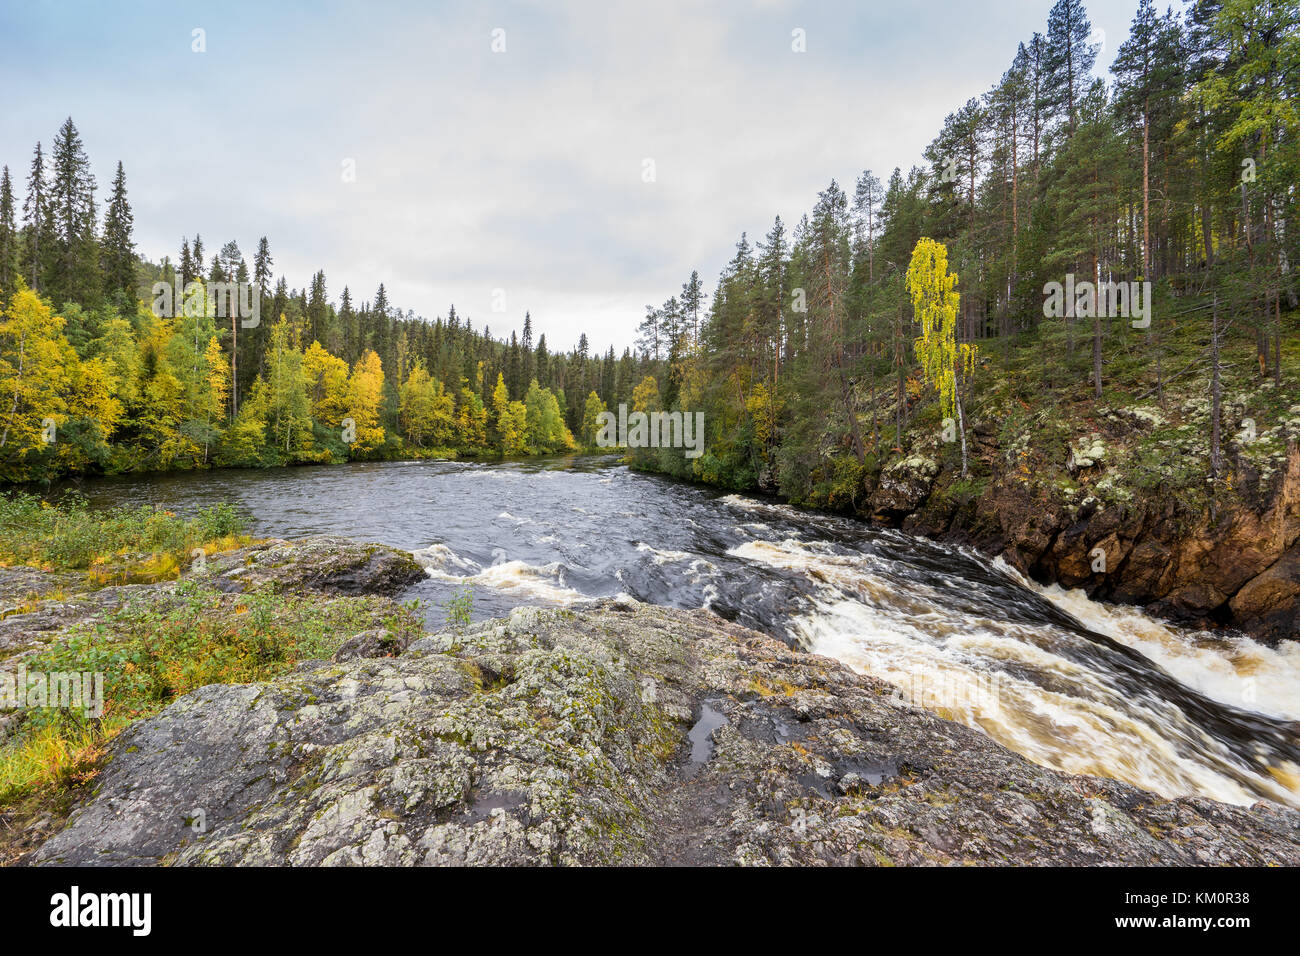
[0,0,1147,352]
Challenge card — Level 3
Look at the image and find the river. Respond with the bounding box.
[60,454,1300,809]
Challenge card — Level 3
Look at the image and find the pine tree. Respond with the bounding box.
[637,304,661,360]
[1044,0,1099,136]
[1113,0,1184,282]
[0,167,17,303]
[755,217,787,390]
[853,171,883,282]
[101,161,135,305]
[47,118,99,306]
[21,142,50,291]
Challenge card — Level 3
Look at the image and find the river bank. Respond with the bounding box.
[856,437,1300,646]
[632,412,1300,647]
[3,533,1298,866]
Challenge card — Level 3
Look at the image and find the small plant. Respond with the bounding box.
[443,586,474,632]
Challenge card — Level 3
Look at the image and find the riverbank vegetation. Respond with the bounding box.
[0,580,424,803]
[0,493,250,583]
[0,504,429,842]
[0,0,1295,520]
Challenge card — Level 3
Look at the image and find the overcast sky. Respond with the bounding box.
[1,0,1144,352]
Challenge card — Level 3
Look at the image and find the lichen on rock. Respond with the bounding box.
[29,594,1300,867]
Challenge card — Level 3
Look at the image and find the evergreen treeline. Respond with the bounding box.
[1,0,1294,494]
[629,0,1298,505]
[0,121,664,480]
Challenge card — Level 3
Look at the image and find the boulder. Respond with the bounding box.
[873,456,939,518]
[198,535,426,596]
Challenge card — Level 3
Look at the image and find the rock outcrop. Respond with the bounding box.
[31,598,1300,866]
[892,443,1300,645]
[201,535,426,596]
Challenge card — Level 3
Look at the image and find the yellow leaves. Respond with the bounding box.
[745,382,782,449]
[302,340,349,425]
[346,349,386,453]
[906,238,966,422]
[68,355,124,438]
[959,342,979,378]
[522,379,574,453]
[581,390,608,447]
[203,336,230,418]
[632,375,660,414]
[399,363,456,448]
[0,290,77,461]
[456,385,488,448]
[488,372,526,455]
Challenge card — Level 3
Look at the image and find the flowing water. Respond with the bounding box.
[62,455,1300,808]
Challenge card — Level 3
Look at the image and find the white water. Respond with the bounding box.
[729,534,1300,807]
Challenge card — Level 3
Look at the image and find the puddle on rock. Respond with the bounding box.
[464,789,528,823]
[684,700,727,778]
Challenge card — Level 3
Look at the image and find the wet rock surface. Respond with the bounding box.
[30,595,1300,867]
[898,443,1300,645]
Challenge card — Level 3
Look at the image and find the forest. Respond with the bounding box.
[628,0,1299,512]
[0,121,653,479]
[0,0,1296,507]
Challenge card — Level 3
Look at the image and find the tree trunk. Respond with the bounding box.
[1210,294,1222,479]
[955,369,969,479]
[231,312,239,419]
[1092,252,1102,399]
[1142,99,1150,277]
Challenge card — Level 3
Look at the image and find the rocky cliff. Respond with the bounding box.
[866,440,1300,645]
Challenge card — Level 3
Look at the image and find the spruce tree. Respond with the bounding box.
[101,160,135,305]
[0,166,17,302]
[21,142,50,290]
[253,237,273,296]
[47,117,99,306]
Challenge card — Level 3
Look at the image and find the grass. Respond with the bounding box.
[0,493,255,583]
[0,579,425,804]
